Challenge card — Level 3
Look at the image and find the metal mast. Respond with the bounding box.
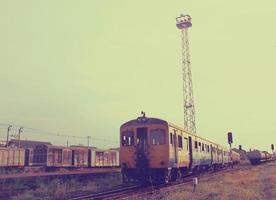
[176,14,196,134]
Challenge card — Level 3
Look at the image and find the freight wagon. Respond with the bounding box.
[1,141,120,171]
[247,150,271,165]
[0,147,25,168]
[71,147,89,167]
[91,148,119,167]
[32,144,72,168]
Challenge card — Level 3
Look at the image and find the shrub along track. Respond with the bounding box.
[0,169,120,200]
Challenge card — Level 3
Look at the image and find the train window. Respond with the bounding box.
[170,133,173,145]
[195,141,198,149]
[202,143,205,151]
[122,131,134,146]
[184,137,188,151]
[200,143,202,151]
[207,145,210,153]
[178,135,183,148]
[151,129,165,145]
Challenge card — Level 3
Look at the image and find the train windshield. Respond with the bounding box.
[122,131,134,146]
[150,129,165,145]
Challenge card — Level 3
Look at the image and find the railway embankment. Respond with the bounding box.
[0,170,122,200]
[127,162,276,200]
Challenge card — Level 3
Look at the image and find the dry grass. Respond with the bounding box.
[9,173,122,200]
[130,162,276,200]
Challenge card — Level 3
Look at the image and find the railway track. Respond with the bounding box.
[69,177,195,200]
[69,165,248,200]
[69,185,144,200]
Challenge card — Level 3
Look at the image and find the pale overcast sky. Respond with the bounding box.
[0,0,275,150]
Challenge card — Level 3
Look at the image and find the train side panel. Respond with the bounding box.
[0,148,25,167]
[192,137,212,169]
[71,148,89,167]
[168,126,190,170]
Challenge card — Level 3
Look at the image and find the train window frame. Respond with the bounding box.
[150,129,165,145]
[184,137,188,151]
[170,132,173,145]
[178,135,183,149]
[198,142,202,152]
[121,131,134,146]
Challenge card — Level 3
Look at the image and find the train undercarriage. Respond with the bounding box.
[122,163,230,184]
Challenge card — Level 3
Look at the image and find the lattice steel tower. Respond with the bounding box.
[176,14,196,134]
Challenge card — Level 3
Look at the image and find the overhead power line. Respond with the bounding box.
[0,123,119,143]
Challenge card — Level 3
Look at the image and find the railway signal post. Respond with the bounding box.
[272,144,275,159]
[228,132,233,167]
[227,132,233,148]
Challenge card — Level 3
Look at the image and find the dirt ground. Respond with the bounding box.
[133,162,276,200]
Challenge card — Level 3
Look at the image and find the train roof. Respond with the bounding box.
[120,117,168,129]
[121,116,228,150]
[167,122,227,148]
[8,139,52,149]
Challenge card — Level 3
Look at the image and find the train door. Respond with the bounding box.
[24,149,29,166]
[188,136,193,169]
[210,145,213,164]
[217,146,220,163]
[137,128,148,153]
[71,150,75,166]
[173,131,178,164]
[88,149,92,167]
[136,128,149,170]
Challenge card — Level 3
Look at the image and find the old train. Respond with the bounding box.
[120,114,240,183]
[247,150,272,165]
[0,144,119,171]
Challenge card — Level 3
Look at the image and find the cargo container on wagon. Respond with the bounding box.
[0,147,25,168]
[33,144,72,168]
[70,147,89,168]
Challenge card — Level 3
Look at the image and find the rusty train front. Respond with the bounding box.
[120,114,234,183]
[120,115,171,182]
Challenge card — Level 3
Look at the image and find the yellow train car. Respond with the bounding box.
[120,114,230,182]
[229,150,240,165]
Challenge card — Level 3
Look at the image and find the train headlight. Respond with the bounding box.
[136,117,148,123]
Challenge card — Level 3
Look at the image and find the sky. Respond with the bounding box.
[0,0,275,150]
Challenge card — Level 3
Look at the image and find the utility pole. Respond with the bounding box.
[18,127,23,148]
[87,136,91,148]
[176,14,196,134]
[6,125,12,147]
